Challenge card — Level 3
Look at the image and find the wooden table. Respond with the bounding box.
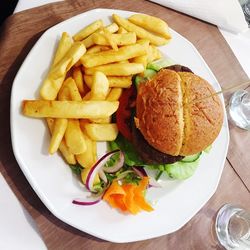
[0,0,249,249]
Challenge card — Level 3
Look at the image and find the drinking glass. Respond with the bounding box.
[215,204,250,249]
[228,90,250,130]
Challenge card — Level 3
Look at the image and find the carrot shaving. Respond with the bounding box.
[103,177,153,214]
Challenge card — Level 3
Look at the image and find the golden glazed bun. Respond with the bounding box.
[135,69,223,156]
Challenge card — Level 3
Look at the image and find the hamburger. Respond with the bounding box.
[113,64,224,179]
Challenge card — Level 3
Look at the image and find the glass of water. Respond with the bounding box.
[215,204,250,250]
[228,90,250,130]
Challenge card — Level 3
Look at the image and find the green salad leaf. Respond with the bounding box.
[108,134,203,180]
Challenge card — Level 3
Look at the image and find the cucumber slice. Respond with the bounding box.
[165,160,200,180]
[133,75,145,89]
[181,152,202,163]
[133,69,157,89]
[147,58,175,71]
[143,69,157,79]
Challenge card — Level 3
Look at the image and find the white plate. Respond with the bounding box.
[10,9,229,243]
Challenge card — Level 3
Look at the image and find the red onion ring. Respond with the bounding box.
[86,149,120,192]
[132,166,147,177]
[98,168,108,183]
[102,151,124,173]
[72,196,101,206]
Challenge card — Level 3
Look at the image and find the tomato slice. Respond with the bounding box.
[116,85,136,141]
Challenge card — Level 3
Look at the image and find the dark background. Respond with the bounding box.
[1,0,19,26]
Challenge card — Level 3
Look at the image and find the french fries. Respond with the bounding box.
[23,100,119,118]
[50,42,86,79]
[84,123,118,141]
[40,32,73,100]
[90,71,109,100]
[92,32,136,46]
[40,42,86,100]
[82,23,119,48]
[84,75,132,88]
[47,118,76,164]
[76,133,97,168]
[112,14,168,46]
[48,118,68,154]
[73,20,103,41]
[72,67,85,96]
[65,119,86,154]
[53,32,73,65]
[81,43,147,68]
[84,62,144,76]
[128,14,171,39]
[22,12,172,184]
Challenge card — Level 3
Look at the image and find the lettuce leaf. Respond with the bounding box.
[109,134,201,180]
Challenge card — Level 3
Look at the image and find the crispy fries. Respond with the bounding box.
[48,118,68,154]
[84,63,144,76]
[22,12,172,185]
[47,118,76,164]
[73,20,103,41]
[90,71,109,100]
[93,32,136,46]
[65,119,86,154]
[84,75,132,88]
[81,43,147,68]
[84,123,118,141]
[112,14,168,46]
[22,100,119,118]
[128,14,171,39]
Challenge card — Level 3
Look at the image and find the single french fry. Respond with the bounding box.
[65,119,86,154]
[112,14,168,46]
[128,14,171,39]
[46,118,76,164]
[91,71,109,100]
[40,32,73,100]
[84,123,118,141]
[53,32,73,66]
[48,79,70,155]
[76,133,97,168]
[81,43,147,68]
[48,118,68,154]
[106,88,123,101]
[86,45,111,54]
[92,32,136,47]
[117,26,127,34]
[82,23,119,48]
[58,83,70,101]
[50,42,86,79]
[84,63,144,76]
[73,20,103,41]
[84,75,132,88]
[22,100,119,119]
[72,67,85,96]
